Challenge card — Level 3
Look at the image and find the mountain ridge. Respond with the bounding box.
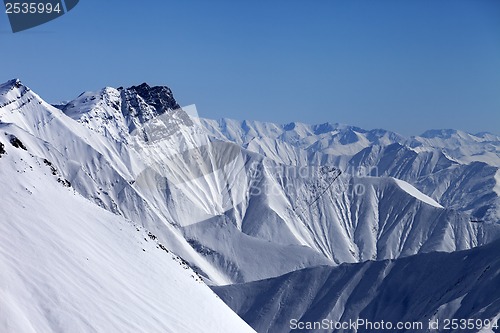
[213,239,500,333]
[1,78,499,332]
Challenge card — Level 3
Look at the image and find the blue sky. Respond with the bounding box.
[1,0,499,136]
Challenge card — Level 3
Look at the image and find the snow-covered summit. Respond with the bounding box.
[0,79,32,111]
[392,177,443,208]
[60,83,183,142]
[0,78,22,90]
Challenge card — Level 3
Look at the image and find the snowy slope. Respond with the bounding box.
[393,178,443,208]
[214,240,500,333]
[0,131,255,333]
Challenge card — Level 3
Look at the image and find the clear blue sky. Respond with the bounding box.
[1,0,499,136]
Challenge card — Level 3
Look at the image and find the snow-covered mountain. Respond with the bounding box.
[1,78,499,332]
[201,118,500,223]
[0,115,255,332]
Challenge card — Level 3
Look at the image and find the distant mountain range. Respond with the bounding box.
[1,79,499,332]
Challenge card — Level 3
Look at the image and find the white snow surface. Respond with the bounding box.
[392,177,443,208]
[0,136,255,333]
[494,169,500,196]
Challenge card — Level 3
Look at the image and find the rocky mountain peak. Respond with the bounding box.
[120,83,180,118]
[0,79,28,97]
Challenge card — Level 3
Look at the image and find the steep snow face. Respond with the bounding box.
[296,175,500,264]
[392,178,443,208]
[0,134,255,333]
[349,143,500,222]
[213,240,500,333]
[494,169,500,196]
[61,87,130,142]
